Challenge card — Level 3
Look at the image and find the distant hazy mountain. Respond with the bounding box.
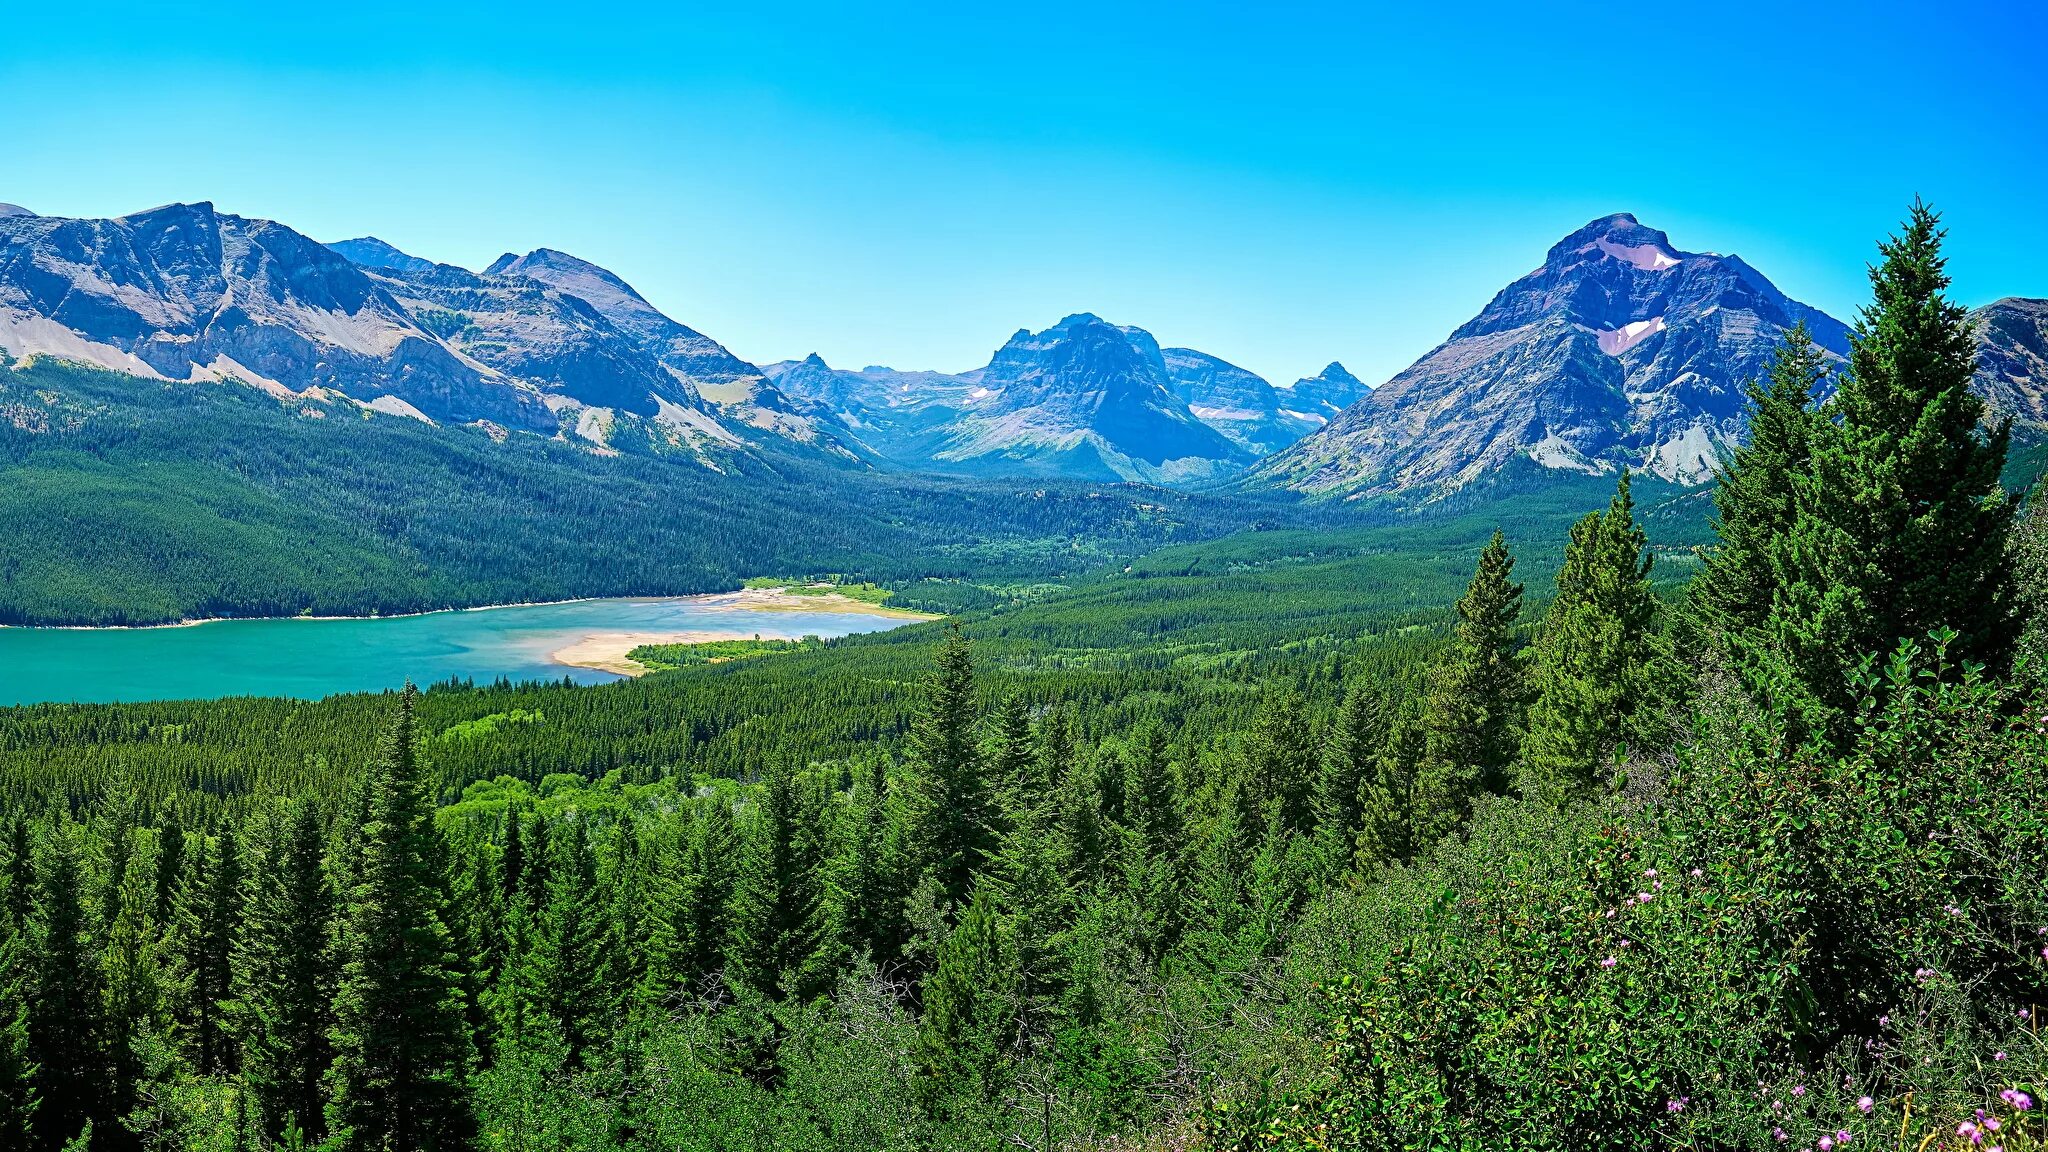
[1279,362,1371,423]
[1247,213,1856,499]
[770,314,1275,482]
[327,236,439,275]
[1158,345,1318,455]
[929,314,1254,482]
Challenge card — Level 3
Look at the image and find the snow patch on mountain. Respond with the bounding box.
[1595,238,1682,271]
[1596,317,1666,355]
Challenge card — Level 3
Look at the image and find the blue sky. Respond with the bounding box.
[4,1,2044,386]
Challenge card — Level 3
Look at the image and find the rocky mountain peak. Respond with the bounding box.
[327,236,438,274]
[1247,214,1853,498]
[0,204,34,218]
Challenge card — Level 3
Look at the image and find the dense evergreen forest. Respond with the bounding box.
[0,358,1311,626]
[0,206,2043,1151]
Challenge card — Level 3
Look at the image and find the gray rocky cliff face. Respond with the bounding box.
[1248,213,1853,498]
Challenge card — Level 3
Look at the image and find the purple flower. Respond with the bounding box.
[1690,867,1703,877]
[1836,1131,1852,1145]
[1792,1085,1807,1098]
[1644,869,1657,878]
[1857,1096,1873,1113]
[1994,1051,2007,1061]
[1878,1015,1889,1027]
[1819,1139,1833,1151]
[1774,1127,1789,1142]
[1599,956,1617,968]
[1666,1097,1687,1113]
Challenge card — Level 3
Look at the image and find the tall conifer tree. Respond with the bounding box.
[27,825,106,1152]
[1523,475,1662,795]
[325,684,477,1152]
[1687,324,1828,650]
[906,626,992,913]
[1777,202,2015,721]
[236,799,337,1146]
[1414,531,1526,829]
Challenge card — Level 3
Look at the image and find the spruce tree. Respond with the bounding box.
[914,879,1017,1113]
[1414,531,1526,829]
[98,832,166,1124]
[1522,474,1662,796]
[532,818,602,1062]
[1363,700,1423,862]
[27,824,106,1152]
[680,798,738,987]
[907,626,993,913]
[236,800,336,1145]
[1239,691,1319,841]
[168,825,243,1076]
[727,760,829,1000]
[0,924,34,1152]
[1687,324,1828,650]
[1777,202,2015,720]
[325,684,477,1152]
[1313,681,1387,878]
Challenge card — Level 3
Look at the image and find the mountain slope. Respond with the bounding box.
[1159,346,1316,455]
[1972,296,2048,436]
[771,315,1276,482]
[1279,361,1371,423]
[920,314,1256,483]
[1249,213,1853,499]
[0,357,1283,625]
[0,202,558,430]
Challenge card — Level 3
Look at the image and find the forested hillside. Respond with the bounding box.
[0,358,1292,625]
[0,206,2041,1152]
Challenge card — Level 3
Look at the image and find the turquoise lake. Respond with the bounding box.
[0,595,927,706]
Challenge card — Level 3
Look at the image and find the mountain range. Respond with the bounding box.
[3,201,2042,498]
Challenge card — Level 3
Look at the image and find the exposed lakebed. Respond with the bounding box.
[0,590,935,706]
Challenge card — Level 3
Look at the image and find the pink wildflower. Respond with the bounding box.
[1858,1096,1873,1113]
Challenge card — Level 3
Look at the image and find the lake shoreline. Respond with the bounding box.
[548,591,940,677]
[0,585,938,634]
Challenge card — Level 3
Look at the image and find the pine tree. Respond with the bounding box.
[324,684,477,1152]
[99,831,167,1124]
[1687,324,1828,650]
[532,818,602,1062]
[1313,681,1387,878]
[168,824,244,1075]
[914,879,1017,1113]
[27,824,107,1152]
[1777,202,2016,723]
[727,760,829,1000]
[0,923,35,1151]
[1372,700,1425,858]
[1522,474,1663,796]
[906,626,993,913]
[1240,691,1319,841]
[236,799,336,1145]
[1412,532,1527,834]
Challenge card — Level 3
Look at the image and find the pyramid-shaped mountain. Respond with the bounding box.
[1248,213,1854,498]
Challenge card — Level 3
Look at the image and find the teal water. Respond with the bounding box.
[0,596,924,706]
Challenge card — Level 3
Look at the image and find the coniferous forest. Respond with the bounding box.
[0,208,2043,1152]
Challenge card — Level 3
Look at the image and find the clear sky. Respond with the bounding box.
[4,1,2044,387]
